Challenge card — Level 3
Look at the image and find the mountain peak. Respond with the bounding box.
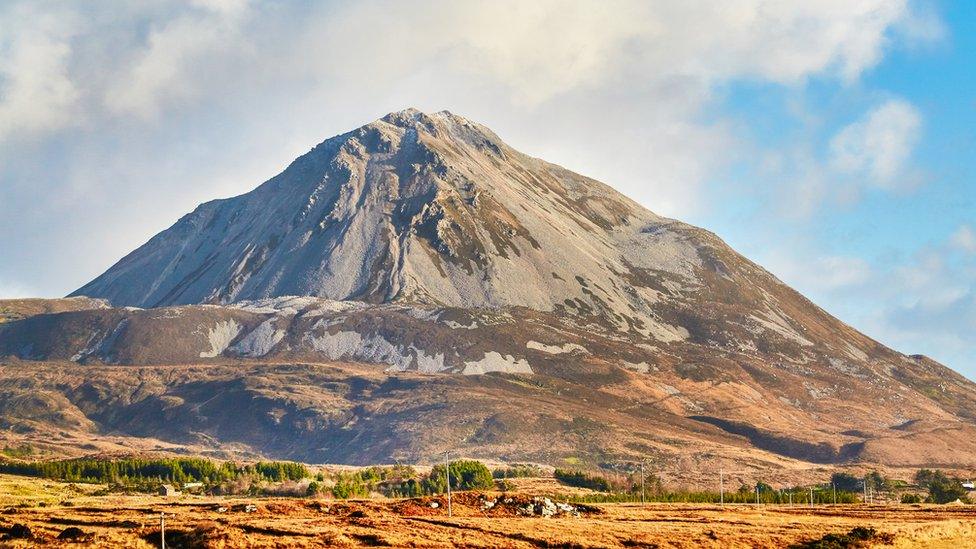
[70,109,668,322]
[379,106,427,126]
[379,107,462,124]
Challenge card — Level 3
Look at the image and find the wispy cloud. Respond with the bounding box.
[829,98,923,189]
[951,225,976,254]
[760,223,976,371]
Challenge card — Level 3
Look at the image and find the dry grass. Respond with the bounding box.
[2,475,975,547]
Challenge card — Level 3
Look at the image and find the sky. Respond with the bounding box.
[1,1,974,377]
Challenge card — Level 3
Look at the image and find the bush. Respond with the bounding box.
[790,526,893,549]
[492,464,546,479]
[329,465,423,499]
[927,478,968,504]
[830,472,861,493]
[553,469,613,492]
[426,460,493,493]
[901,493,923,504]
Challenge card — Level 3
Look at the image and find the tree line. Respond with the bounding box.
[322,460,494,498]
[0,457,308,486]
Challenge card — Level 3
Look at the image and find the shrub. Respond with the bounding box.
[927,477,968,504]
[790,526,893,549]
[901,493,923,504]
[830,472,861,493]
[328,465,424,499]
[553,469,612,492]
[496,479,515,492]
[426,460,493,492]
[492,464,546,479]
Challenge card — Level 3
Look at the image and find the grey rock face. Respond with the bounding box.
[70,109,704,339]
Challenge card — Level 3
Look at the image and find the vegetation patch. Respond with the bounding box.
[554,468,858,504]
[790,527,894,549]
[493,464,547,479]
[914,469,970,504]
[324,460,494,499]
[0,457,308,489]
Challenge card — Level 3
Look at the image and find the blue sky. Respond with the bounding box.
[0,1,973,377]
[700,1,976,378]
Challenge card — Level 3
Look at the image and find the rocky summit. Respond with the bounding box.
[2,109,975,474]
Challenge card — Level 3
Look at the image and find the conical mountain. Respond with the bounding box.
[1,108,969,468]
[74,109,678,333]
[72,109,882,351]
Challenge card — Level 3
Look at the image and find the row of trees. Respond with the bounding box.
[832,469,971,504]
[558,467,972,505]
[5,455,970,504]
[493,464,547,479]
[0,457,309,486]
[323,460,495,499]
[553,469,859,504]
[0,455,496,499]
[553,469,615,492]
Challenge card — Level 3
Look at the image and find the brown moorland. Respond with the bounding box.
[0,473,974,548]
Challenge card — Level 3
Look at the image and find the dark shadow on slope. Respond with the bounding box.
[689,416,864,464]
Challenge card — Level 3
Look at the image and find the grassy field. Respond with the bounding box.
[1,474,975,547]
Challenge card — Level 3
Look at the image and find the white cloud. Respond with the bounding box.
[296,0,922,106]
[0,4,80,140]
[764,248,872,294]
[829,98,923,187]
[103,2,252,119]
[951,225,976,254]
[752,224,976,376]
[0,0,945,296]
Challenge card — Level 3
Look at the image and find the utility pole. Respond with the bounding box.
[719,470,724,506]
[832,483,837,505]
[755,485,760,506]
[863,477,868,505]
[640,462,645,505]
[445,452,452,518]
[809,487,814,508]
[788,491,792,507]
[159,513,165,549]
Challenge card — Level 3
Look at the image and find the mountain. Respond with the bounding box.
[3,108,976,475]
[73,109,693,338]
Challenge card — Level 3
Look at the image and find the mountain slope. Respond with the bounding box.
[73,109,699,339]
[70,109,915,363]
[0,108,972,471]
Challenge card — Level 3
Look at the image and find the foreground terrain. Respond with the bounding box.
[1,474,974,548]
